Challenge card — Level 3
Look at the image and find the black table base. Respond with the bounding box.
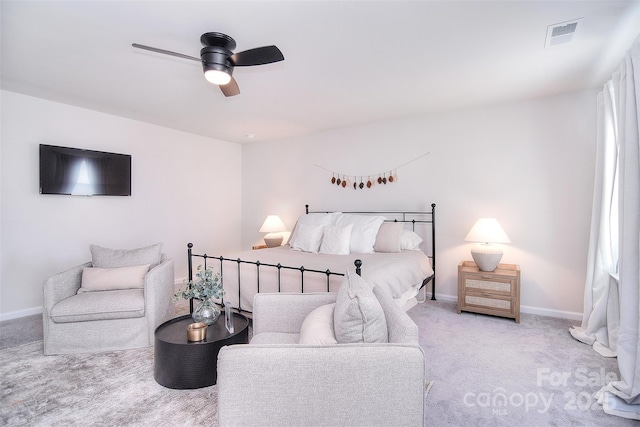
[154,313,249,389]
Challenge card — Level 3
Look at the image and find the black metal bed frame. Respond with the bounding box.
[187,203,436,313]
[187,243,360,313]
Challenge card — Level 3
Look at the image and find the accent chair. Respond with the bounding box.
[42,243,174,355]
[217,275,427,426]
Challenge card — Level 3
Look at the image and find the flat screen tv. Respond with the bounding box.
[39,144,132,196]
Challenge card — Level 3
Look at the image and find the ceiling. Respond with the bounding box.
[2,1,640,144]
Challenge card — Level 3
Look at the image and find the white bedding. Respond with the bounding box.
[200,246,433,312]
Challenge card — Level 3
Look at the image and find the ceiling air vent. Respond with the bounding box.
[545,18,583,48]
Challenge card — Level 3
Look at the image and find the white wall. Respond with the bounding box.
[241,90,598,318]
[0,91,242,319]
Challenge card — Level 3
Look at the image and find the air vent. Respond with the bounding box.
[545,18,583,48]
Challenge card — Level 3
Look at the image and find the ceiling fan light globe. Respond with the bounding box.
[204,69,232,85]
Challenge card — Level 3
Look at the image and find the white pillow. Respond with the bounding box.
[290,223,324,253]
[400,229,423,250]
[78,264,150,293]
[288,212,341,246]
[333,270,388,343]
[374,222,403,253]
[335,214,385,253]
[299,303,338,345]
[319,224,352,255]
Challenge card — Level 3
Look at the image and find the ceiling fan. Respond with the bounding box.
[132,32,284,97]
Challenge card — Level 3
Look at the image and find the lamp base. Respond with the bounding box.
[264,234,283,248]
[470,243,503,272]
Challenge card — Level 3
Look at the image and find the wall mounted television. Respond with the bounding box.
[39,144,132,196]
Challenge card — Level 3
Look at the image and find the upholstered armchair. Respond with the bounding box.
[43,243,174,355]
[217,271,427,426]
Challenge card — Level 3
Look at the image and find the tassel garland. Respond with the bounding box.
[316,152,429,190]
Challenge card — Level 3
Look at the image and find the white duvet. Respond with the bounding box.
[196,246,433,312]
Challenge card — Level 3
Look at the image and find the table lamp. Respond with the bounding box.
[464,218,511,271]
[260,215,287,247]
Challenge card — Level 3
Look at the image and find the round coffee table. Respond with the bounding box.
[154,312,249,389]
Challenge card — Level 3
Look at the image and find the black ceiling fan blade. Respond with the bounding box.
[220,77,240,97]
[231,45,284,66]
[132,43,201,62]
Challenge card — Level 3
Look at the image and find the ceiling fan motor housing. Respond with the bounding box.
[201,46,234,76]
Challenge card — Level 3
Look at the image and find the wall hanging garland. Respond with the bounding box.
[314,152,430,190]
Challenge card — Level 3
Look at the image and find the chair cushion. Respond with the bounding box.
[78,264,150,293]
[298,303,337,345]
[333,270,388,343]
[50,289,145,323]
[90,243,162,269]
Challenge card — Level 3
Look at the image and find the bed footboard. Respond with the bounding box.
[187,243,361,313]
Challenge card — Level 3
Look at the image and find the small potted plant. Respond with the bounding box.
[174,265,225,325]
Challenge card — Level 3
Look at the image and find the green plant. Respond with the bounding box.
[173,265,224,302]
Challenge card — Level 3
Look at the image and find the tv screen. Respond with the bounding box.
[39,144,132,196]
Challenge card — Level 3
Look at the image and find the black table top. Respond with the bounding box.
[155,312,249,346]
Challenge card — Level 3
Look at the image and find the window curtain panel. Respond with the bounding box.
[571,35,640,420]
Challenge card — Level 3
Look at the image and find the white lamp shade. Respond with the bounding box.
[464,218,511,244]
[259,215,286,233]
[464,218,510,271]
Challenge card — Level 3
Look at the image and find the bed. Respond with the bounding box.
[187,204,436,313]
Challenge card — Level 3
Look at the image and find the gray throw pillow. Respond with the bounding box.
[372,285,418,344]
[90,243,162,269]
[333,270,388,343]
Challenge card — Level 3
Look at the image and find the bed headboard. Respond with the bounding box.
[306,203,436,300]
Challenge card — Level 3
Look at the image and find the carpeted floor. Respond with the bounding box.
[0,300,634,426]
[1,341,217,426]
[414,300,633,426]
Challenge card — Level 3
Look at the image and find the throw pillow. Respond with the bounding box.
[298,303,338,345]
[400,229,423,250]
[333,270,388,343]
[288,212,341,246]
[319,224,352,255]
[335,214,385,253]
[372,285,418,344]
[290,223,325,253]
[78,264,151,293]
[373,222,404,253]
[90,243,162,268]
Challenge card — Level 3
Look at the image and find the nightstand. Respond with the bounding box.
[457,261,521,323]
[252,244,268,250]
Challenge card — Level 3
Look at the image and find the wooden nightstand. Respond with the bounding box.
[252,244,268,250]
[457,261,521,323]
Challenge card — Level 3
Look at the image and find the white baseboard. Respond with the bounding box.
[0,306,43,322]
[520,304,582,321]
[424,293,583,321]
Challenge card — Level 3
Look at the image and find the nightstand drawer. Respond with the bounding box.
[464,293,513,315]
[462,276,515,296]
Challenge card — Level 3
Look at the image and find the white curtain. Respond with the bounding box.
[569,76,621,358]
[570,35,640,420]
